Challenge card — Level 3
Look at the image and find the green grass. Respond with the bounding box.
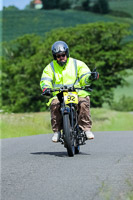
[1,108,133,139]
[1,0,133,42]
[109,0,133,17]
[1,0,133,43]
[114,74,133,101]
[0,112,52,139]
[1,9,115,42]
[103,71,133,110]
[98,178,133,200]
[108,0,133,41]
[125,179,133,200]
[91,108,133,132]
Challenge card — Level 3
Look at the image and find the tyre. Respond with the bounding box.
[63,114,75,157]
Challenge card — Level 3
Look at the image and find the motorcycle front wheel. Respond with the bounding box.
[63,114,75,157]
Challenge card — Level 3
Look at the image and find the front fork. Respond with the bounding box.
[60,103,86,146]
[61,103,75,126]
[60,103,76,140]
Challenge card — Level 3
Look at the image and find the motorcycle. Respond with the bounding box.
[42,85,92,157]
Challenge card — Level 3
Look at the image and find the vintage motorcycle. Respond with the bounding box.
[42,85,92,157]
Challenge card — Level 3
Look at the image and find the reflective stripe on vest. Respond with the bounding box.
[50,59,78,88]
[41,77,53,82]
[50,61,56,83]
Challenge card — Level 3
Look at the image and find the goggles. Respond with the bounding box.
[56,53,66,59]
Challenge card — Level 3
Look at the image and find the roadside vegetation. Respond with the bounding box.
[98,177,133,200]
[1,22,133,113]
[1,108,133,139]
[108,71,133,111]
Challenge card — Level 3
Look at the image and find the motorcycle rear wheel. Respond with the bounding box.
[63,114,75,157]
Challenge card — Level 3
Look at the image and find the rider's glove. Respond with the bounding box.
[89,72,99,81]
[43,88,51,95]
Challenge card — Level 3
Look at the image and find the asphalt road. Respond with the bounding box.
[1,131,133,200]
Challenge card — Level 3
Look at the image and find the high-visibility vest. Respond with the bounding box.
[40,57,91,105]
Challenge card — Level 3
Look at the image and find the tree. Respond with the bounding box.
[41,0,70,10]
[82,0,90,11]
[59,0,71,10]
[41,0,61,9]
[41,23,133,107]
[1,23,133,112]
[93,0,110,14]
[29,0,35,9]
[3,6,19,11]
[1,34,48,112]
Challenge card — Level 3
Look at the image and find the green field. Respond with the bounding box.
[2,9,115,42]
[1,0,133,42]
[110,0,133,17]
[109,0,133,41]
[1,108,133,139]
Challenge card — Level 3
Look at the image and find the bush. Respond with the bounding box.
[93,0,110,14]
[110,96,133,111]
[82,0,90,11]
[1,22,133,112]
[42,0,60,9]
[59,0,71,10]
[1,34,48,112]
[109,10,132,18]
[3,6,19,11]
[42,0,70,10]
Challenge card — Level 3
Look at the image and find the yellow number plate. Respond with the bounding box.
[63,92,78,104]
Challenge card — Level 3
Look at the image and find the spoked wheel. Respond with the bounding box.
[63,114,75,157]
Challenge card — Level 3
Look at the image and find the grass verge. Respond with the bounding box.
[91,108,133,132]
[114,74,133,101]
[0,108,133,139]
[0,112,52,139]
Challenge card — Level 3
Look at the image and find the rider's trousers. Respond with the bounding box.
[50,96,92,132]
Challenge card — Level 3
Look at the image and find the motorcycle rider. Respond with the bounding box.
[40,41,99,142]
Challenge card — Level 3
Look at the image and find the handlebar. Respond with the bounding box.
[42,85,93,96]
[41,67,99,96]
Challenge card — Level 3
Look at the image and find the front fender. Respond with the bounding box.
[61,107,70,115]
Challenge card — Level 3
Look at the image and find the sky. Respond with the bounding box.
[1,0,32,10]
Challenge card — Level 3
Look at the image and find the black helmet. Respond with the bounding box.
[52,41,69,60]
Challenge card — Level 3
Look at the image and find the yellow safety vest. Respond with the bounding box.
[40,57,91,105]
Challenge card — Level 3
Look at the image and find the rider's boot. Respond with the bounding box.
[52,131,61,142]
[85,131,94,140]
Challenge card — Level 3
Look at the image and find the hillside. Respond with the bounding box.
[1,0,133,42]
[109,0,133,17]
[2,9,115,42]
